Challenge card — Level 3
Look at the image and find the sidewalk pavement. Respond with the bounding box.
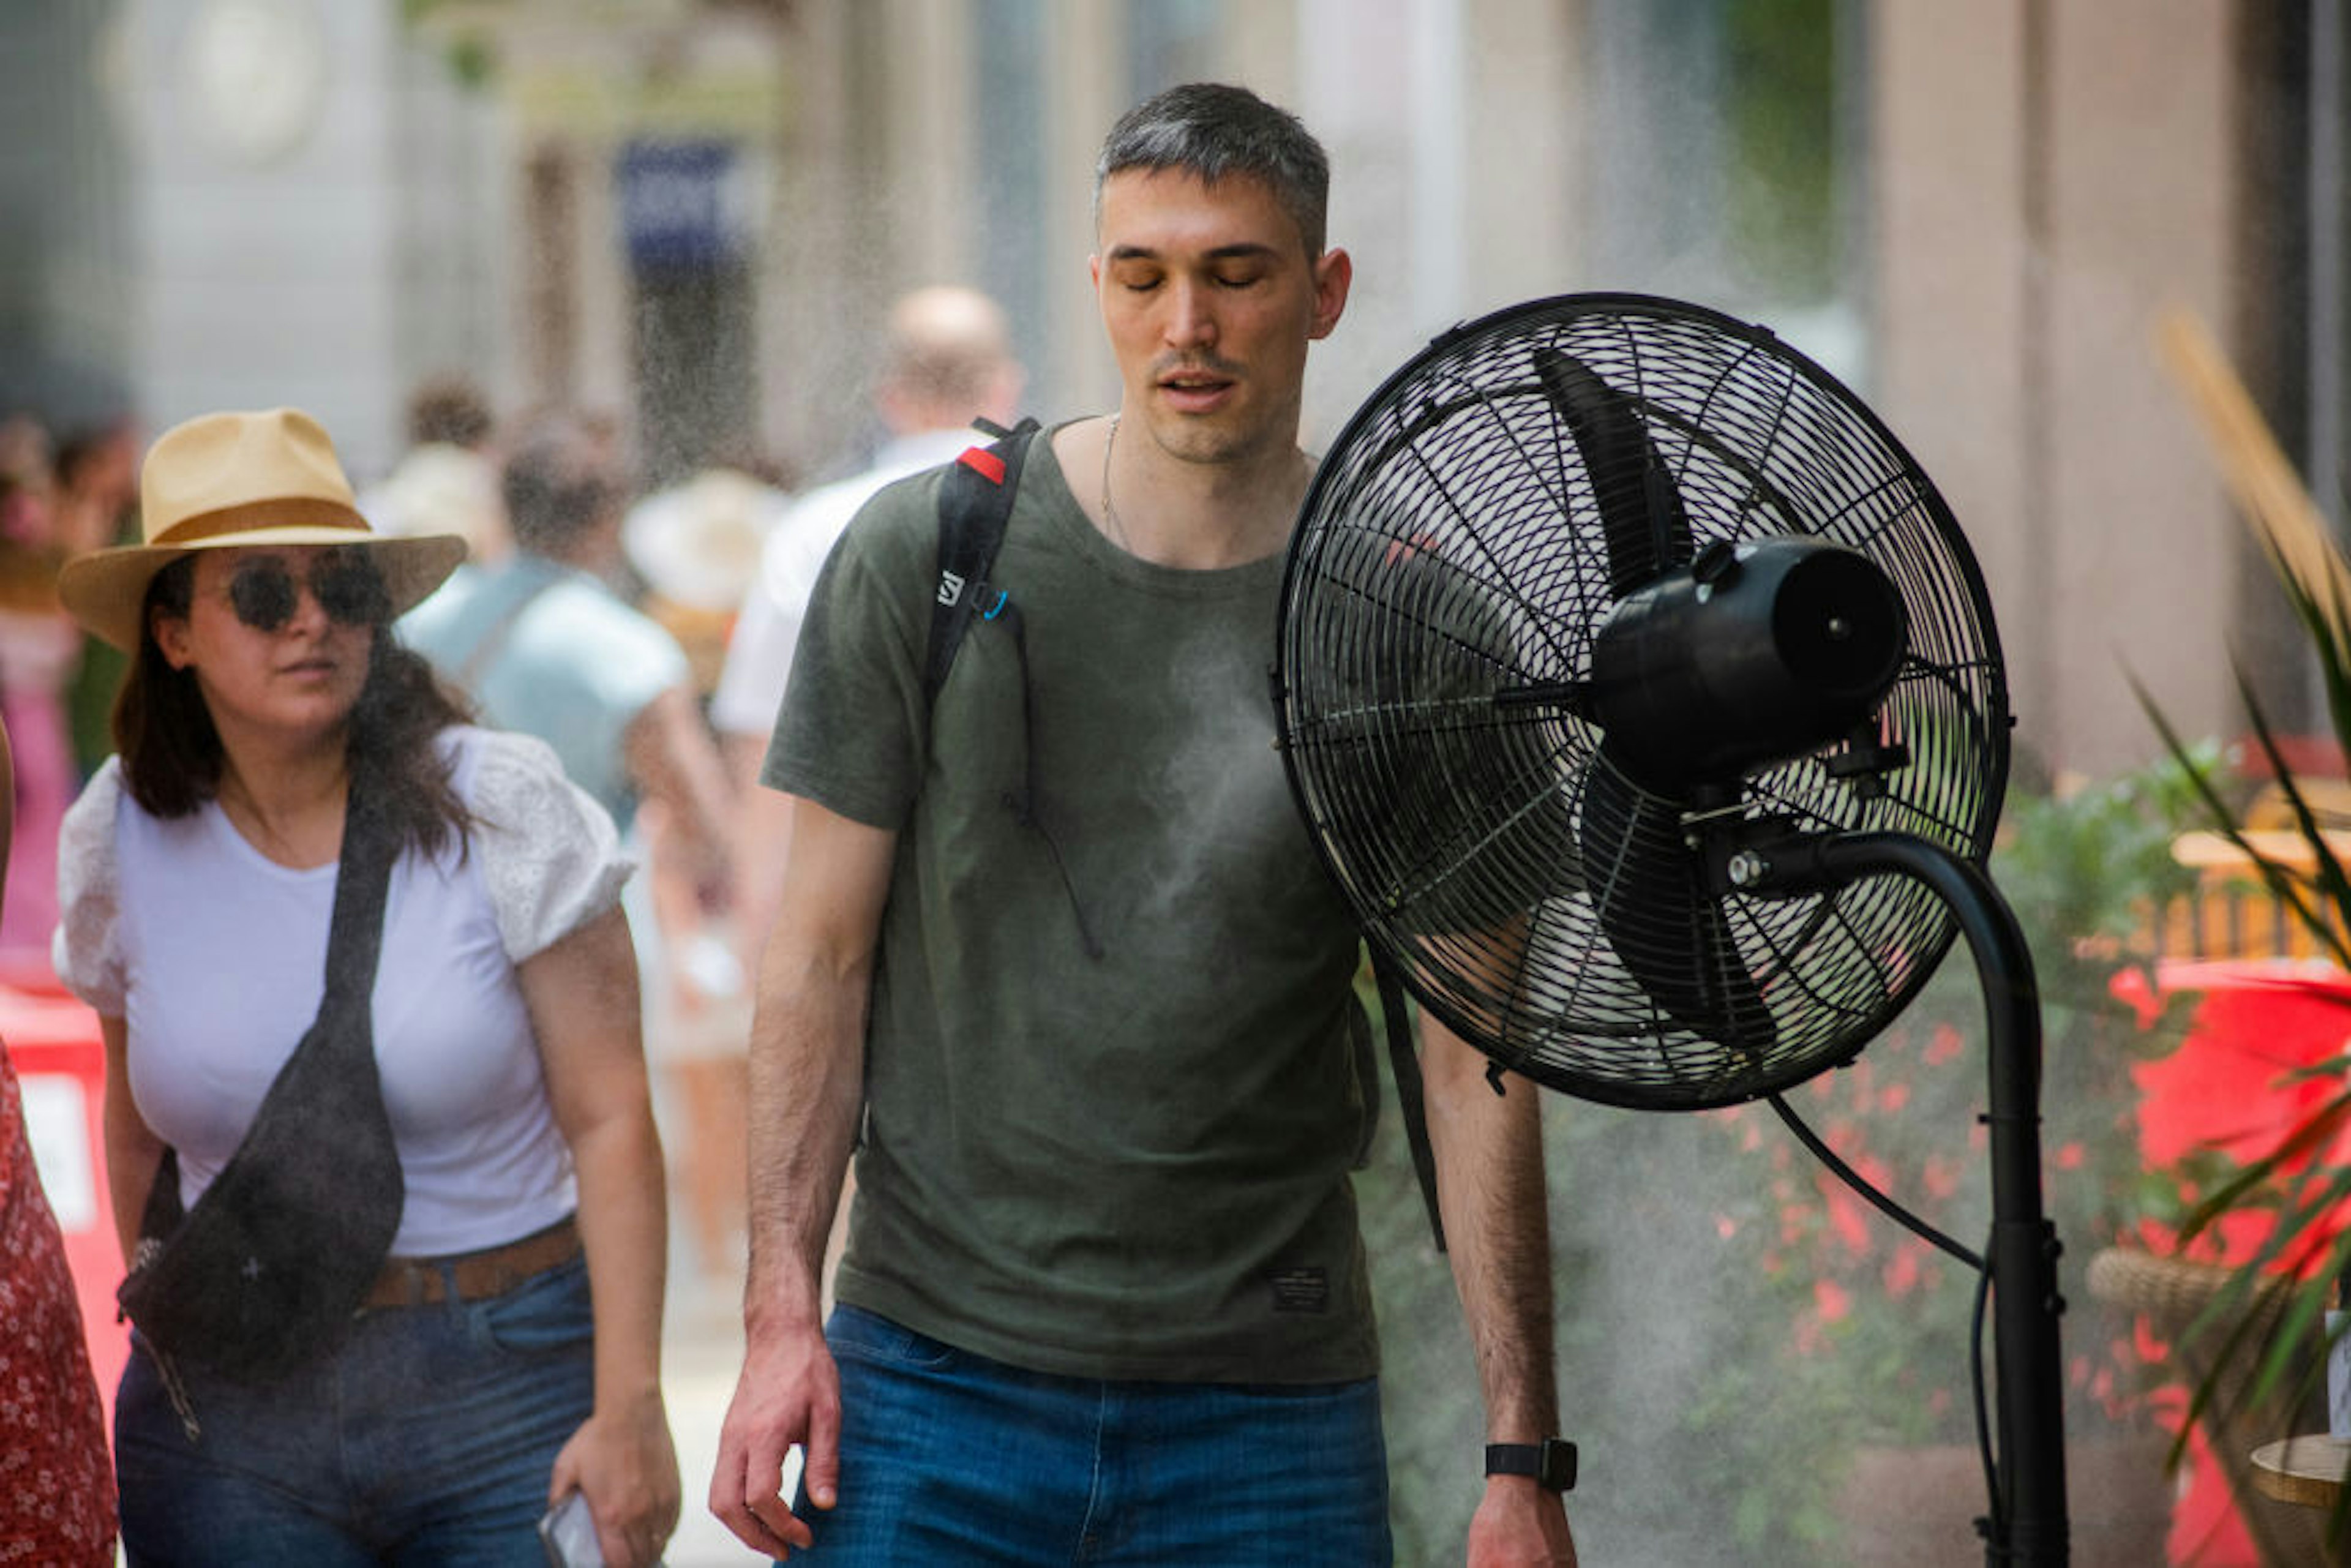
[662,1261,765,1567]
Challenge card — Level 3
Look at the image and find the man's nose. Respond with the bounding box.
[1163,277,1218,348]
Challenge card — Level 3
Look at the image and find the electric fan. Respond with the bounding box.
[1275,293,2066,1564]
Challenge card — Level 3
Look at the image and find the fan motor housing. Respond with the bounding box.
[1590,538,1908,793]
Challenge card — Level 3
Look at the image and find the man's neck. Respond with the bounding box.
[1077,411,1311,571]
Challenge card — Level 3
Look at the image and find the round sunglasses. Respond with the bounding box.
[222,552,393,633]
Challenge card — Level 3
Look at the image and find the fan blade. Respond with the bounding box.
[1535,347,1693,598]
[1578,758,1771,1051]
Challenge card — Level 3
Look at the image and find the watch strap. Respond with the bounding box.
[1484,1438,1577,1492]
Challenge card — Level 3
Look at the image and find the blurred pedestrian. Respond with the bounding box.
[0,467,83,964]
[53,407,680,1566]
[405,410,741,1289]
[622,459,790,1283]
[403,410,732,861]
[359,374,509,566]
[53,417,141,779]
[710,283,1024,960]
[0,713,118,1567]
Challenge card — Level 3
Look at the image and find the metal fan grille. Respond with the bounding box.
[1277,294,2009,1111]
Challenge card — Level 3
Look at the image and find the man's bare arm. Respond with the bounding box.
[709,797,896,1558]
[1420,1010,1579,1566]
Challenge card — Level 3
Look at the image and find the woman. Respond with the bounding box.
[0,714,118,1565]
[51,408,679,1566]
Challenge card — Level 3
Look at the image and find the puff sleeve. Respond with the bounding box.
[51,762,126,1015]
[459,728,636,962]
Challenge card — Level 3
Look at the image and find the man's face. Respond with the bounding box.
[1092,168,1350,468]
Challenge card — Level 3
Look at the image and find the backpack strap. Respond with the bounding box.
[1370,947,1449,1253]
[914,414,1449,1252]
[925,416,1041,711]
[450,572,560,695]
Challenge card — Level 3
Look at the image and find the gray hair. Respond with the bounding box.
[1094,83,1330,257]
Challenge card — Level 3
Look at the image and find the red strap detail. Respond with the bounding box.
[957,447,1008,485]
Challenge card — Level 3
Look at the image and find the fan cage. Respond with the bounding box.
[1277,294,2010,1111]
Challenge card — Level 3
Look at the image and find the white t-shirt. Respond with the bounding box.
[53,727,632,1255]
[709,428,981,741]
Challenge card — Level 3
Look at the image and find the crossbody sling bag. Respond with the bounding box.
[118,770,408,1417]
[926,418,1447,1249]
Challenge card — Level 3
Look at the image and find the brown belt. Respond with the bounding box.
[361,1217,582,1311]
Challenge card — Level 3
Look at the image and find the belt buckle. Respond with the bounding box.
[401,1261,434,1308]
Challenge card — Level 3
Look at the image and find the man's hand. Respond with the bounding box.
[1468,1477,1578,1567]
[708,1319,842,1558]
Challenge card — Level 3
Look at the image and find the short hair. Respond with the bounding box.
[407,376,495,448]
[501,411,623,553]
[1095,83,1330,257]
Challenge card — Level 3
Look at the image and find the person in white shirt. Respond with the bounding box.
[711,286,1024,962]
[53,407,679,1568]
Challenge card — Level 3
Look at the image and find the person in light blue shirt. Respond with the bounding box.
[403,411,732,857]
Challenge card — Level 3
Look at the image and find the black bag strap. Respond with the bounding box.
[915,415,1448,1250]
[130,774,405,1244]
[924,416,1041,712]
[318,775,403,1018]
[1370,947,1448,1253]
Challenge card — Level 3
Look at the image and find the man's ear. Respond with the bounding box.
[1310,247,1352,342]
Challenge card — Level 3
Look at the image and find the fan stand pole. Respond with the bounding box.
[1810,831,2070,1566]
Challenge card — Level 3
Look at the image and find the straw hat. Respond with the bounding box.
[58,408,468,652]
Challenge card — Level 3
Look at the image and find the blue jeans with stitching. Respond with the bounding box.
[114,1251,594,1567]
[792,1303,1393,1566]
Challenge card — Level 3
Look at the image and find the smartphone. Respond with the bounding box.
[538,1489,602,1568]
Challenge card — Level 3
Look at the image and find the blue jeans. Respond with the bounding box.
[114,1253,594,1567]
[797,1304,1393,1566]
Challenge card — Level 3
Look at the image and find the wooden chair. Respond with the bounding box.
[2087,1245,2339,1566]
[2151,827,2351,963]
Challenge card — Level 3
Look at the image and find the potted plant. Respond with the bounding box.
[1360,757,2200,1565]
[2127,306,2351,1559]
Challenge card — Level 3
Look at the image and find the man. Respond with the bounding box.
[710,84,1577,1566]
[403,410,732,871]
[711,284,1024,959]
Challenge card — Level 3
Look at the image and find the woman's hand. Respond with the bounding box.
[548,1388,681,1568]
[520,908,678,1566]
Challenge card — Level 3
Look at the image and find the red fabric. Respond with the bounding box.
[0,969,126,1419]
[2121,959,2351,1267]
[2111,959,2351,1566]
[0,1045,113,1565]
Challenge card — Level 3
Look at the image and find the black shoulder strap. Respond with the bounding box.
[913,415,1450,1251]
[451,574,560,695]
[924,416,1042,711]
[130,773,406,1245]
[1371,947,1449,1253]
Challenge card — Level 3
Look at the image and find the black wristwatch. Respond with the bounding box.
[1484,1438,1577,1492]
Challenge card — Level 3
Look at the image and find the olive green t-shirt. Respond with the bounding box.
[766,429,1378,1384]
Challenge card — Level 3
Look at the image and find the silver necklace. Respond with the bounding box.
[1100,414,1134,550]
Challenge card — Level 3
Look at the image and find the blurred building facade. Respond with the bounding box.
[0,0,2338,784]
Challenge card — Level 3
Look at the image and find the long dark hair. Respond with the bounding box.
[112,553,473,859]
